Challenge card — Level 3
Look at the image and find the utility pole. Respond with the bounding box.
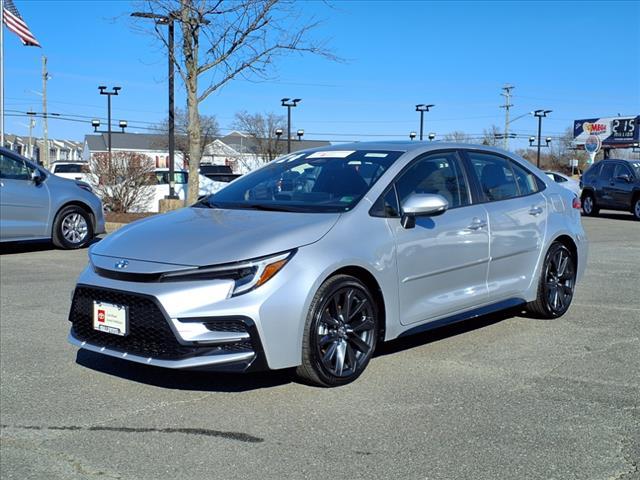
[27,110,35,159]
[500,84,514,150]
[281,98,301,153]
[42,56,49,167]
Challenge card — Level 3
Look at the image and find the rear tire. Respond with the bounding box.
[581,192,599,216]
[52,206,93,249]
[527,242,576,319]
[633,196,640,221]
[296,275,378,387]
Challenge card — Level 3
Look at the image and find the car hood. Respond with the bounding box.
[92,207,340,267]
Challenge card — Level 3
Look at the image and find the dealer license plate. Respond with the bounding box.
[93,301,128,336]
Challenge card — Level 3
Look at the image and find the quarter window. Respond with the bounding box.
[395,151,469,208]
[600,163,615,181]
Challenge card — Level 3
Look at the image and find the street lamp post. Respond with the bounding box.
[296,129,304,141]
[281,98,301,153]
[428,132,436,141]
[98,86,121,173]
[409,131,417,141]
[533,109,552,167]
[131,11,178,199]
[415,104,434,140]
[274,128,283,157]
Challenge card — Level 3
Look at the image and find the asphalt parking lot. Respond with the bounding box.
[1,212,638,480]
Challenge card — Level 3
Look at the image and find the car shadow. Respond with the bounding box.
[589,211,636,221]
[375,307,521,358]
[74,350,296,392]
[0,237,101,255]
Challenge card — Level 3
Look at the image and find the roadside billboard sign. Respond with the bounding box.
[573,116,639,146]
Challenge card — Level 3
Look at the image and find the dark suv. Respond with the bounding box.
[580,159,640,220]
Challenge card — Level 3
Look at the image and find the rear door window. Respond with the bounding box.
[467,152,519,201]
[511,161,539,196]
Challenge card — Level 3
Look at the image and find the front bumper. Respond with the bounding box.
[68,284,267,372]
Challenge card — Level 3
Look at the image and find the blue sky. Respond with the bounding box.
[3,0,639,150]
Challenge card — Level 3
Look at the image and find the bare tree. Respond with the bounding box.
[444,131,473,143]
[232,110,286,161]
[89,151,156,213]
[481,125,501,146]
[135,0,336,203]
[154,108,220,165]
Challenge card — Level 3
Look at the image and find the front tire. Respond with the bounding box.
[527,242,576,319]
[633,196,640,220]
[296,275,378,387]
[52,206,93,249]
[581,192,599,216]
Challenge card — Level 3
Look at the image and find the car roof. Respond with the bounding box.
[299,141,518,156]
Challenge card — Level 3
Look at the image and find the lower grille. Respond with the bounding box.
[70,286,208,359]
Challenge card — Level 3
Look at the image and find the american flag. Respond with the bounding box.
[2,0,40,47]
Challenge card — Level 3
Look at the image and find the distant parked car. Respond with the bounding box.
[0,148,105,248]
[50,161,90,183]
[147,168,228,212]
[544,171,581,197]
[580,159,640,220]
[199,164,241,183]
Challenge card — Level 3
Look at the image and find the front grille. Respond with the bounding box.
[70,286,207,359]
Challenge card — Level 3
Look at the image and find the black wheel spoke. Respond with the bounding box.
[350,316,374,333]
[319,333,337,347]
[345,343,358,371]
[342,289,354,322]
[347,332,371,354]
[348,298,367,320]
[322,342,338,369]
[335,341,346,376]
[321,310,340,328]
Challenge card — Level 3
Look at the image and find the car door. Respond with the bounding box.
[610,163,634,208]
[386,150,490,325]
[0,152,51,240]
[463,150,547,301]
[597,162,616,208]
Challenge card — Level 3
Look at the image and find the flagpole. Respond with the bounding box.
[1,0,5,147]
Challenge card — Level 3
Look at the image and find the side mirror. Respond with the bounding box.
[31,169,44,185]
[616,174,632,183]
[400,193,448,229]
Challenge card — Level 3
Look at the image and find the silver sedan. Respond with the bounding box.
[68,142,587,386]
[0,148,105,249]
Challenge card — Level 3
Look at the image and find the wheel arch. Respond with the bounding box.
[52,200,96,235]
[550,234,578,273]
[326,265,387,343]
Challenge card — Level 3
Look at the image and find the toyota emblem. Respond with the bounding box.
[115,259,129,270]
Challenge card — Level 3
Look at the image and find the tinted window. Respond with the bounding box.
[583,163,601,182]
[395,151,469,208]
[511,161,539,196]
[202,150,403,213]
[468,152,518,201]
[53,164,85,173]
[614,164,633,179]
[600,163,615,181]
[0,154,31,180]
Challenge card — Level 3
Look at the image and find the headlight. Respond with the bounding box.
[159,250,295,296]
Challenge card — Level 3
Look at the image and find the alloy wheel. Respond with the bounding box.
[583,196,593,215]
[543,246,575,315]
[61,213,88,244]
[314,287,376,378]
[634,199,640,220]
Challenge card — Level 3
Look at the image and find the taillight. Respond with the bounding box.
[572,197,581,209]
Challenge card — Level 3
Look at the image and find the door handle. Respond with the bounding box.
[529,206,544,216]
[467,218,487,230]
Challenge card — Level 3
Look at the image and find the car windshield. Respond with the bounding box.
[197,149,403,213]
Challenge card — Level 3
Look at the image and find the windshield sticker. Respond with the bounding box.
[274,153,306,163]
[307,150,355,159]
[364,153,389,158]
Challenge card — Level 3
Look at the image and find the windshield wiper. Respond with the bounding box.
[193,199,222,209]
[241,203,301,212]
